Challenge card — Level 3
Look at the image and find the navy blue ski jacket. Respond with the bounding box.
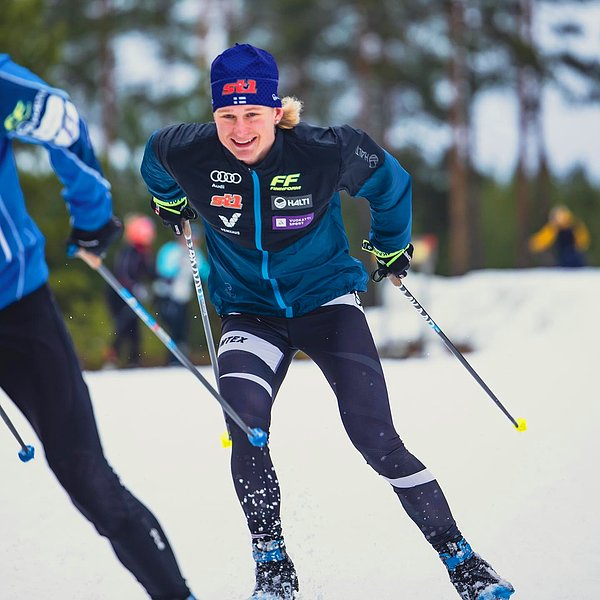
[141,121,412,317]
[0,54,113,310]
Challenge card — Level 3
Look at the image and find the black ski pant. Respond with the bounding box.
[0,285,190,600]
[218,298,461,551]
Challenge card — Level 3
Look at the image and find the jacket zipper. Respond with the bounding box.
[251,170,292,317]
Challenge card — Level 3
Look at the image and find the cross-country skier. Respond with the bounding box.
[141,43,515,600]
[0,54,196,600]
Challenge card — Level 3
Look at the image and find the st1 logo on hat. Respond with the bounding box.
[222,79,257,95]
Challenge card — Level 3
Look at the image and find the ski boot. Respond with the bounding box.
[439,538,515,600]
[250,538,299,599]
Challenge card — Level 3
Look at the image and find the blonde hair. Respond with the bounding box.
[277,96,303,129]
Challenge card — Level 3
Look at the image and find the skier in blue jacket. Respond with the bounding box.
[0,54,195,600]
[141,43,514,600]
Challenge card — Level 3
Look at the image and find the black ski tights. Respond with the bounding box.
[219,303,461,549]
[0,286,191,600]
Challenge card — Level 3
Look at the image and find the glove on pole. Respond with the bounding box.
[150,196,198,236]
[0,403,35,462]
[77,251,267,448]
[362,240,414,281]
[67,216,122,258]
[397,282,527,432]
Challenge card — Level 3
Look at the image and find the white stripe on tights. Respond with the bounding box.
[383,468,435,489]
[219,372,273,397]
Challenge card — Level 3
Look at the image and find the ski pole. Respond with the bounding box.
[182,221,219,384]
[181,221,232,447]
[77,251,267,447]
[0,402,35,462]
[396,281,527,431]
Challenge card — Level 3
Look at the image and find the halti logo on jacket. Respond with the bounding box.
[211,194,243,209]
[219,213,242,228]
[270,173,301,191]
[222,80,257,95]
[271,194,313,210]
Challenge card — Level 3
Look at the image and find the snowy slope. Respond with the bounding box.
[1,268,598,599]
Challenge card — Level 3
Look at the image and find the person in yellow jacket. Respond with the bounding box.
[529,205,590,267]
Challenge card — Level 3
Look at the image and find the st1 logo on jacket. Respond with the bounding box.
[211,194,243,209]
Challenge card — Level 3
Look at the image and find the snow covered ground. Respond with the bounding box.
[1,268,598,599]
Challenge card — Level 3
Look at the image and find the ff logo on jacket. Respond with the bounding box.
[270,173,301,191]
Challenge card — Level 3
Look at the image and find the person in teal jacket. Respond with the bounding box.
[141,43,514,600]
[0,54,195,600]
[154,232,209,364]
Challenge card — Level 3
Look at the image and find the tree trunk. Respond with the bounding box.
[515,0,536,267]
[448,0,470,275]
[348,22,381,306]
[197,0,231,69]
[530,3,551,232]
[99,0,116,158]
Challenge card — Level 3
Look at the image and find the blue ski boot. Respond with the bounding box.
[439,538,515,600]
[250,538,299,600]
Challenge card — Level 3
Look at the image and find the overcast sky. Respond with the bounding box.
[473,2,600,183]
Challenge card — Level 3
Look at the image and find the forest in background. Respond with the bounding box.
[3,0,599,368]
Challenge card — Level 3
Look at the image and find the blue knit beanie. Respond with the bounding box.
[211,43,282,111]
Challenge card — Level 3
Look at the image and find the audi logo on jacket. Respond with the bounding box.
[141,121,412,318]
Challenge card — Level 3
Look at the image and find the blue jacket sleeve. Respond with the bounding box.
[357,151,412,252]
[334,124,412,252]
[0,56,112,231]
[140,131,187,202]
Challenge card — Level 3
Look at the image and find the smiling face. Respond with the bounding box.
[214,105,284,165]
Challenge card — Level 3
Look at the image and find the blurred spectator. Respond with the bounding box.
[154,233,209,364]
[411,233,438,275]
[529,205,590,268]
[104,214,156,367]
